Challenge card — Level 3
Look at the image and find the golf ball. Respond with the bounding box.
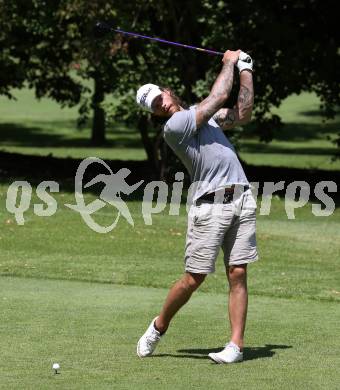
[52,363,60,370]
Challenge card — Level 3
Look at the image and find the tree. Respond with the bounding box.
[198,0,339,140]
[0,0,130,145]
[1,0,338,156]
[0,5,24,96]
[106,0,340,172]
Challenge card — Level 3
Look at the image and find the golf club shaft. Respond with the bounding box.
[113,28,224,56]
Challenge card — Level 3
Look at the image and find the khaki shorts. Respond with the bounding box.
[185,189,258,274]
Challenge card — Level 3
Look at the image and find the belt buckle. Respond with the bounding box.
[223,192,233,204]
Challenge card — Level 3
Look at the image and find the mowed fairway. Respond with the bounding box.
[0,89,339,170]
[0,86,339,389]
[1,187,340,389]
[1,278,340,390]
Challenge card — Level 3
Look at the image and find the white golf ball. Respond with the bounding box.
[52,363,60,370]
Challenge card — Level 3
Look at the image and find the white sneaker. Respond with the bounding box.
[208,342,243,363]
[137,317,162,357]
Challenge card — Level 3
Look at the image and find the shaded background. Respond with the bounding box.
[0,0,339,181]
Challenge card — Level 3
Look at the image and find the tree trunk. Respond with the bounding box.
[137,115,159,171]
[91,75,106,145]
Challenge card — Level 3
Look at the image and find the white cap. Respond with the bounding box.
[136,83,162,112]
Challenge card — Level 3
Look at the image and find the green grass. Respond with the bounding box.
[0,183,340,388]
[0,89,339,169]
[0,87,340,388]
[0,88,147,160]
[1,277,339,390]
[239,93,340,170]
[1,187,339,301]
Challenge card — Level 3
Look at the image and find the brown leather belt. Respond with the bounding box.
[197,185,249,204]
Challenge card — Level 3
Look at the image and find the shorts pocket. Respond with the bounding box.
[193,203,212,225]
[243,192,257,212]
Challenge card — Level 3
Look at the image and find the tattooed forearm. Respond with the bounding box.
[237,85,253,122]
[196,60,235,127]
[210,60,235,101]
[237,71,254,122]
[238,85,252,109]
[212,73,254,130]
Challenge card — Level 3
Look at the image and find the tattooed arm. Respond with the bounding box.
[196,50,240,128]
[213,70,254,130]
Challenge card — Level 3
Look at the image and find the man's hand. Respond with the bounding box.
[236,51,253,73]
[222,50,241,65]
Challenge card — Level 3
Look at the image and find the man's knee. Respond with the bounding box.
[228,265,247,287]
[181,272,206,291]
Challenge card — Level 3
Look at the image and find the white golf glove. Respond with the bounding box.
[237,51,253,73]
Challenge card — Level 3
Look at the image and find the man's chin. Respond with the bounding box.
[156,105,180,118]
[169,105,180,115]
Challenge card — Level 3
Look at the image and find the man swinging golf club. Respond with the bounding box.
[135,49,257,364]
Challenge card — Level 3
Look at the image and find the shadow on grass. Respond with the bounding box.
[299,109,340,117]
[154,344,292,361]
[0,149,340,205]
[0,122,143,149]
[243,121,339,143]
[240,142,337,156]
[272,122,339,142]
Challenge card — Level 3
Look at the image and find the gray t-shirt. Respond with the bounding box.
[163,106,249,201]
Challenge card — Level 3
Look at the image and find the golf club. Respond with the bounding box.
[94,21,226,56]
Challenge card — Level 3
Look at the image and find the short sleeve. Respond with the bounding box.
[163,107,197,145]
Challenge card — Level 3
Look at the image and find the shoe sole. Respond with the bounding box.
[208,353,243,364]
